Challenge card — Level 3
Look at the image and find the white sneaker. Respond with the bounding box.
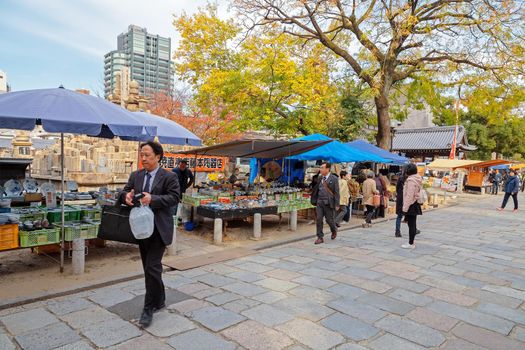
[401,243,415,249]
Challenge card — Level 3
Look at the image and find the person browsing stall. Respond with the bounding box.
[122,141,180,328]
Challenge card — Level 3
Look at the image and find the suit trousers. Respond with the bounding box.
[316,203,337,238]
[138,229,166,309]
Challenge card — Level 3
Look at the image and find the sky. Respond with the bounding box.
[0,0,230,94]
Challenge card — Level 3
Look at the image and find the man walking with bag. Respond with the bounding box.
[310,162,340,245]
[122,141,180,328]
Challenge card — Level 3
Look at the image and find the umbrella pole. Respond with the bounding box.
[60,133,65,273]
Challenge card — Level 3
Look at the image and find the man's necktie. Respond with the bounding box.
[143,173,152,193]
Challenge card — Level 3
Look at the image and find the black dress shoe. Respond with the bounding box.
[153,303,166,313]
[416,229,421,235]
[395,231,402,238]
[139,308,153,328]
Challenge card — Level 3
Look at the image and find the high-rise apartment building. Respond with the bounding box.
[104,25,173,98]
[0,70,9,93]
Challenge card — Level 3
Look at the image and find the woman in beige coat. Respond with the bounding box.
[335,171,350,226]
[362,171,378,227]
[401,163,423,249]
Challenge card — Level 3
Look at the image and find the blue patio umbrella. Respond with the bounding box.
[0,87,156,137]
[0,87,158,272]
[124,112,202,146]
[288,134,388,163]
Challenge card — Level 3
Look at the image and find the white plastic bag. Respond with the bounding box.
[129,205,154,240]
[417,187,428,204]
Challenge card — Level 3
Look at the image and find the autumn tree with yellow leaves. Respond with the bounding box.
[232,0,524,149]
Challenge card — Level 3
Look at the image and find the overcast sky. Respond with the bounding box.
[0,0,230,93]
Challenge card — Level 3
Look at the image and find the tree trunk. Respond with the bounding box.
[374,95,392,150]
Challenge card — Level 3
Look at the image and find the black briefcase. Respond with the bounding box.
[98,204,138,245]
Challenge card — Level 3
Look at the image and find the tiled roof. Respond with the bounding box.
[392,126,476,152]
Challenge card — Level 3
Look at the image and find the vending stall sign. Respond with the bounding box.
[140,153,227,172]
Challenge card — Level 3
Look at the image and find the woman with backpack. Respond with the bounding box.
[402,163,423,249]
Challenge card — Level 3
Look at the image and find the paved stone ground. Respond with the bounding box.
[1,194,524,350]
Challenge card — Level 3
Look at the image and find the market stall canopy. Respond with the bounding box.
[511,163,525,170]
[0,87,157,138]
[288,134,388,163]
[347,139,409,164]
[453,159,511,169]
[120,112,201,146]
[178,139,331,158]
[427,159,481,171]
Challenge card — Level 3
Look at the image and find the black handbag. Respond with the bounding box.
[98,204,138,245]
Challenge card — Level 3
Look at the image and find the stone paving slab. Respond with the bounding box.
[107,334,172,350]
[273,297,335,322]
[367,333,426,350]
[0,333,15,350]
[107,289,192,321]
[1,308,58,335]
[375,314,446,347]
[405,307,459,332]
[14,322,81,350]
[427,300,515,335]
[451,322,524,350]
[47,298,94,316]
[327,297,387,324]
[276,318,344,350]
[145,310,196,337]
[188,306,246,331]
[88,288,135,308]
[167,328,236,350]
[222,320,294,350]
[241,304,294,327]
[80,318,141,348]
[321,312,379,341]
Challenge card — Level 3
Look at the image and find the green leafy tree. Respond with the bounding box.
[233,0,525,149]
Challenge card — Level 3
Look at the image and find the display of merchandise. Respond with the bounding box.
[4,179,23,196]
[23,178,39,193]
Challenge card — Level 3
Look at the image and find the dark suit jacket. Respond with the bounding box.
[121,167,180,246]
[310,173,340,209]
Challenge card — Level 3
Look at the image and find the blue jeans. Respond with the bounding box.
[395,213,403,233]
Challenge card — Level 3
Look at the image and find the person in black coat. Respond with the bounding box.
[395,173,405,237]
[122,141,180,328]
[498,170,519,211]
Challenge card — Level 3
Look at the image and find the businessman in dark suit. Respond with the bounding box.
[122,141,180,328]
[310,161,340,245]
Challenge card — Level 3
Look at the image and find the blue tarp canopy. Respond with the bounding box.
[490,164,510,170]
[287,134,387,163]
[121,112,202,146]
[0,87,157,138]
[347,139,409,164]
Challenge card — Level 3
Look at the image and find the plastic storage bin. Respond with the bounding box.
[19,228,60,247]
[0,224,19,250]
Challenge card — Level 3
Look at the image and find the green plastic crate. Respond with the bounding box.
[47,206,81,223]
[78,206,101,220]
[56,221,99,241]
[11,208,47,222]
[19,228,60,247]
